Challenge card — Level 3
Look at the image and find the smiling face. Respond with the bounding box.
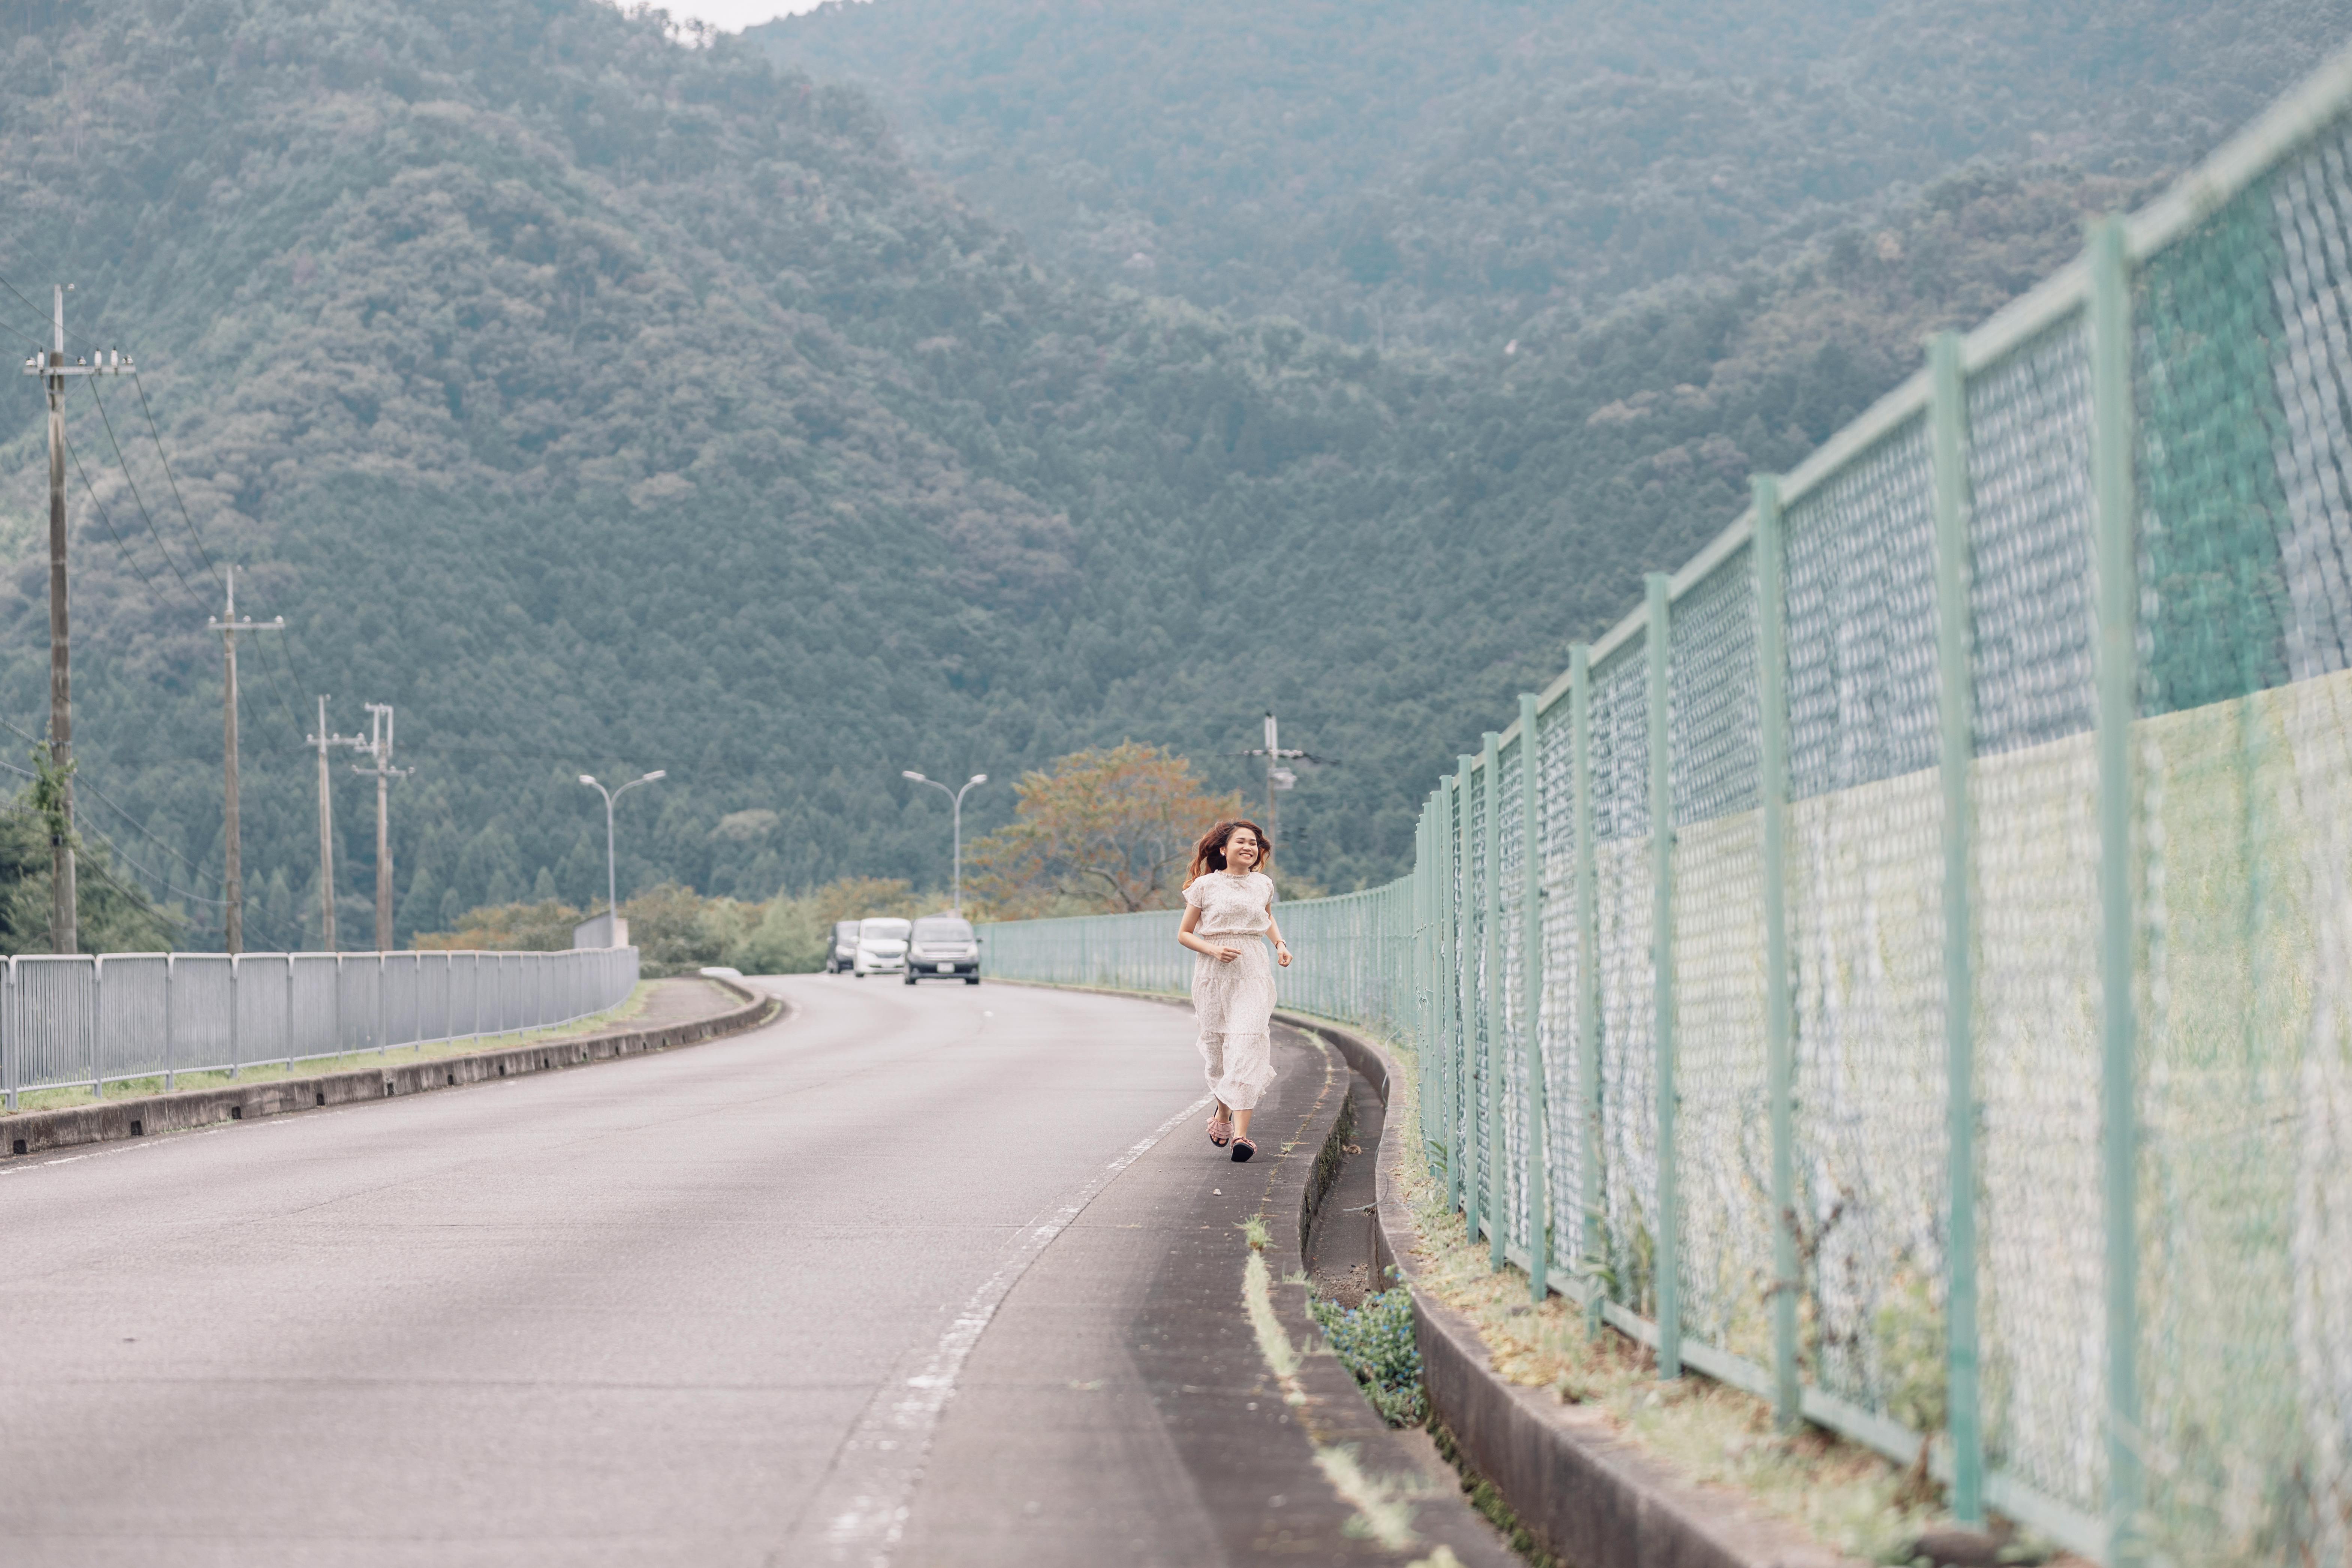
[1224,826,1261,872]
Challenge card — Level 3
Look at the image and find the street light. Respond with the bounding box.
[902,770,987,916]
[579,770,666,945]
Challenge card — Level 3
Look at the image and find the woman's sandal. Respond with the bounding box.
[1207,1114,1232,1148]
[1230,1136,1255,1164]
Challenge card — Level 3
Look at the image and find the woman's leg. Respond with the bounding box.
[1232,1106,1252,1141]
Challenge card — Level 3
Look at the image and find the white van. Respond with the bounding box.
[826,921,860,974]
[852,917,911,977]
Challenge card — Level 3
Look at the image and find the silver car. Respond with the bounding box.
[902,915,980,985]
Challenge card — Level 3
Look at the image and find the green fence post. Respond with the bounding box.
[1930,330,1985,1523]
[1647,572,1680,1379]
[1483,729,1507,1272]
[1571,643,1600,1336]
[1520,692,1549,1303]
[1754,476,1800,1430]
[1456,754,1477,1221]
[1430,790,1449,1194]
[1450,774,1467,1205]
[2090,213,2143,1568]
[1419,800,1438,1177]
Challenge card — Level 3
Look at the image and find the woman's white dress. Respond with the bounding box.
[1185,870,1277,1110]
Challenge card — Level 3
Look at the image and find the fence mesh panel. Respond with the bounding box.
[1966,310,2109,1515]
[968,58,2352,1562]
[1670,548,1770,1363]
[2126,123,2352,1561]
[97,955,169,1082]
[1592,634,1658,1316]
[1496,731,1529,1258]
[1782,415,1949,1424]
[0,947,638,1098]
[1468,756,1493,1232]
[1537,695,1585,1272]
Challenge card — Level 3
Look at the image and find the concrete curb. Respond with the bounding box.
[2,976,782,1163]
[1276,1011,1860,1568]
[1257,1020,1525,1568]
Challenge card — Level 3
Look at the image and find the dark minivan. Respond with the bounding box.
[903,915,980,984]
[826,920,860,974]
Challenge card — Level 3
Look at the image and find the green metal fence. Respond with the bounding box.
[979,45,2352,1566]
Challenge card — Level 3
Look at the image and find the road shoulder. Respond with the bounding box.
[899,1012,1522,1567]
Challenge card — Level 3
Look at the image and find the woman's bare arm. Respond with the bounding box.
[1265,899,1291,967]
[1179,903,1240,961]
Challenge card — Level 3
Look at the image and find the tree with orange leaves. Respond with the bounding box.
[967,742,1241,917]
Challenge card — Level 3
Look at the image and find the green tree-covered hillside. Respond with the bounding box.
[754,0,2349,349]
[0,0,2215,946]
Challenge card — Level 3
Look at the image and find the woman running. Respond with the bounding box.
[1178,819,1291,1162]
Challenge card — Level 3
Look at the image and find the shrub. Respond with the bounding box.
[1311,1286,1427,1427]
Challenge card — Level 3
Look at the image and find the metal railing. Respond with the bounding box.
[979,44,2352,1568]
[0,946,640,1108]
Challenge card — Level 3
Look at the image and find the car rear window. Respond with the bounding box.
[913,919,974,941]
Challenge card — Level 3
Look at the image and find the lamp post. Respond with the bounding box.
[902,771,987,916]
[579,770,665,945]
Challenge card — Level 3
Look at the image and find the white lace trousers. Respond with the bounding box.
[1192,934,1276,1111]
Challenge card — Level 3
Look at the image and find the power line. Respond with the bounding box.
[0,763,215,913]
[78,775,219,885]
[84,379,202,599]
[67,414,296,794]
[0,711,231,905]
[128,371,221,584]
[69,399,207,608]
[59,424,174,604]
[120,369,311,742]
[81,821,222,916]
[0,267,150,360]
[0,803,200,935]
[0,268,65,347]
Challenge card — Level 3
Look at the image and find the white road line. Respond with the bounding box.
[0,1101,376,1178]
[784,1091,1214,1568]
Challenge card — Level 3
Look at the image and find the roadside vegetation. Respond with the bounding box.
[0,774,184,956]
[416,881,941,977]
[1310,1286,1427,1429]
[1366,1037,2064,1567]
[418,742,1316,972]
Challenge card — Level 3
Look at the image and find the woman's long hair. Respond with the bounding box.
[1188,819,1272,884]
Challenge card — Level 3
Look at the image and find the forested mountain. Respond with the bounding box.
[752,0,2350,349]
[0,0,2310,947]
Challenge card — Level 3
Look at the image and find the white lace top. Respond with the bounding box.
[1183,869,1275,937]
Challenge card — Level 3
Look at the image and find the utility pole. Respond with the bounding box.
[1234,712,1312,851]
[350,703,411,953]
[20,286,134,953]
[305,697,364,950]
[209,564,283,955]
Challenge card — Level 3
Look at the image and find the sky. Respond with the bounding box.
[666,0,836,28]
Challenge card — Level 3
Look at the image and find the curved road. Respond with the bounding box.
[0,976,1228,1567]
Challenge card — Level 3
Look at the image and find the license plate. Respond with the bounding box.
[938,963,954,973]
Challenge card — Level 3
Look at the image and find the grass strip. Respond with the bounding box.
[5,981,662,1115]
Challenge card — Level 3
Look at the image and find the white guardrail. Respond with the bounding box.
[0,946,640,1108]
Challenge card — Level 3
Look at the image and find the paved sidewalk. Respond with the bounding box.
[571,974,738,1033]
[897,1019,1519,1567]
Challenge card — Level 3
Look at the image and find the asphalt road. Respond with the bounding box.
[0,974,1222,1567]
